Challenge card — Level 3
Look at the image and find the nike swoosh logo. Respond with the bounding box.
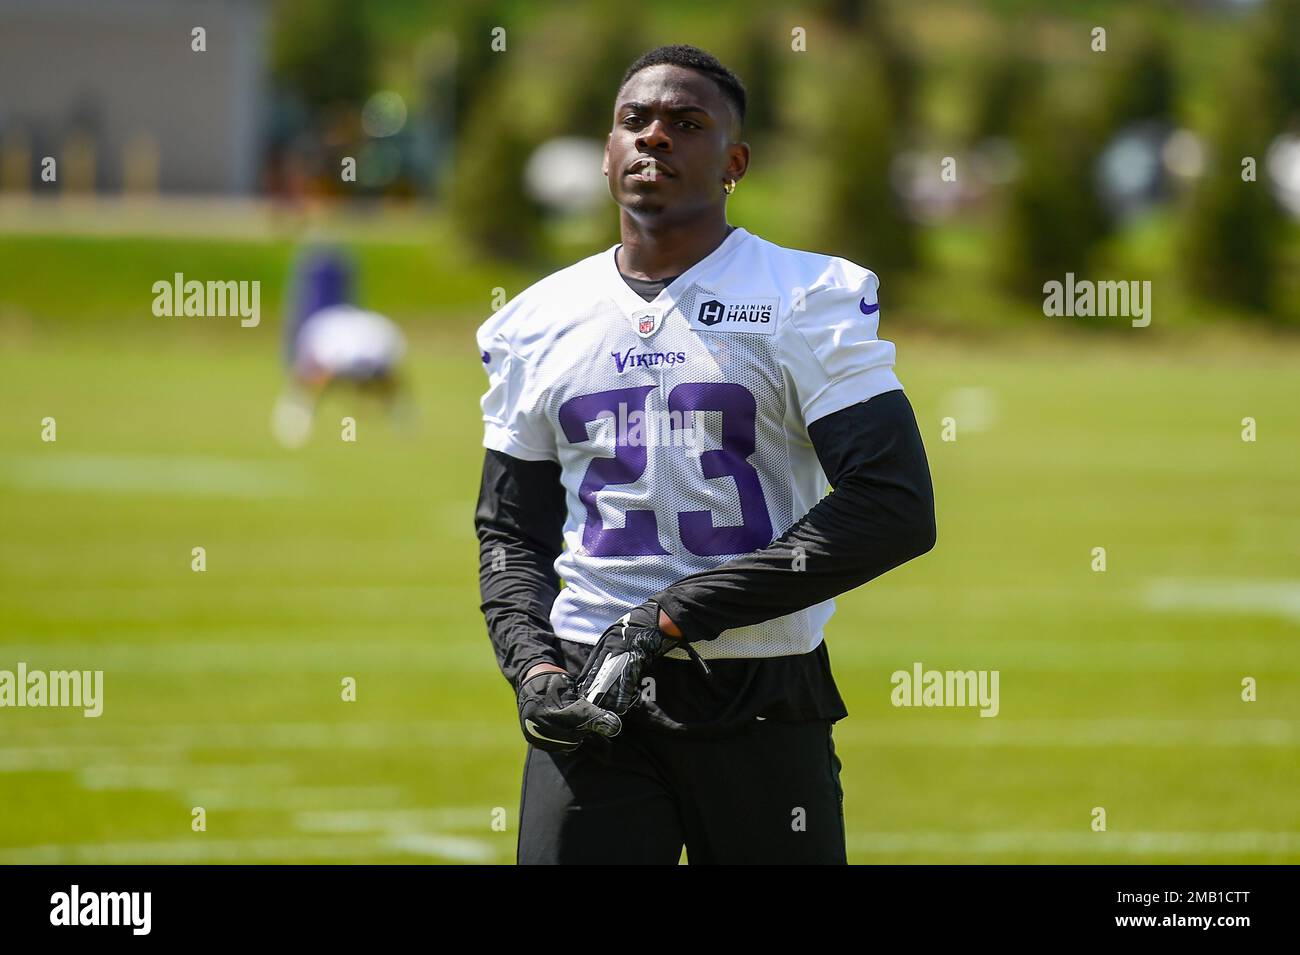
[525,719,571,746]
[859,298,880,315]
[584,651,630,702]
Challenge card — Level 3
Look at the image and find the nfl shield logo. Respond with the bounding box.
[632,308,663,339]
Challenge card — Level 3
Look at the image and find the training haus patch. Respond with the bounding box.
[688,296,779,335]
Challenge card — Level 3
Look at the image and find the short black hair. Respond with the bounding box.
[619,44,747,130]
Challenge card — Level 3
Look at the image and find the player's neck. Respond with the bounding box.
[615,213,733,281]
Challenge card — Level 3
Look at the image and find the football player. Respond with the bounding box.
[272,247,409,448]
[475,45,935,864]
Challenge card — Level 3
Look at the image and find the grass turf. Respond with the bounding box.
[0,322,1296,863]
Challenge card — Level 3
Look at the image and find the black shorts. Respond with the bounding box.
[517,717,847,864]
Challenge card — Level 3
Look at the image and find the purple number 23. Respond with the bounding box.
[557,382,773,557]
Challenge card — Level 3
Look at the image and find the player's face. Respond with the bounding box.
[604,65,746,221]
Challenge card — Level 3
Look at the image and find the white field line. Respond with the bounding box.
[826,641,1295,672]
[3,584,445,607]
[2,636,1292,679]
[848,830,1300,856]
[79,763,296,791]
[293,808,500,834]
[0,832,504,865]
[184,785,405,811]
[2,831,1288,863]
[2,719,1294,766]
[1145,578,1300,624]
[383,834,498,863]
[0,452,308,499]
[0,720,516,758]
[0,803,507,864]
[0,640,491,673]
[290,807,508,863]
[832,718,1298,748]
[0,744,189,773]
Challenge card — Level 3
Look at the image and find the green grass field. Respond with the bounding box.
[1,318,1297,864]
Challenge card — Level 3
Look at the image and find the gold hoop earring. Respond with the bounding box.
[723,178,736,196]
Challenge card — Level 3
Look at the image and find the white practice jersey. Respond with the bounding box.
[476,227,903,659]
[296,305,406,379]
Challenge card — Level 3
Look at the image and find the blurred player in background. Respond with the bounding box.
[272,246,409,448]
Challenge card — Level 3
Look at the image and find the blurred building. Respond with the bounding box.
[0,0,268,195]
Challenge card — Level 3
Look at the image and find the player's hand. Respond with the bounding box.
[575,599,686,716]
[517,670,622,753]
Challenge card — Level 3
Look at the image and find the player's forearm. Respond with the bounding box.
[475,450,568,688]
[478,535,566,687]
[652,479,933,639]
[652,390,935,641]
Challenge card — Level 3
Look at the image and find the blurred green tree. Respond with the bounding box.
[449,6,511,141]
[999,88,1108,300]
[1257,0,1300,128]
[1180,58,1283,313]
[815,41,918,272]
[727,15,783,142]
[1101,17,1177,128]
[969,36,1041,143]
[812,0,918,126]
[271,0,375,110]
[552,5,645,139]
[450,75,545,262]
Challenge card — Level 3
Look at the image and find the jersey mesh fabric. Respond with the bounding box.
[542,277,833,660]
[477,228,901,662]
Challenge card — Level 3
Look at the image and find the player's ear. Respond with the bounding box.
[725,141,750,182]
[602,133,611,177]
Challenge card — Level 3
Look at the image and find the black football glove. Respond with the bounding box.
[574,599,711,716]
[517,670,622,753]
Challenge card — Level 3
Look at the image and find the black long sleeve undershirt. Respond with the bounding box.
[474,388,936,734]
[652,388,936,642]
[474,450,568,690]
